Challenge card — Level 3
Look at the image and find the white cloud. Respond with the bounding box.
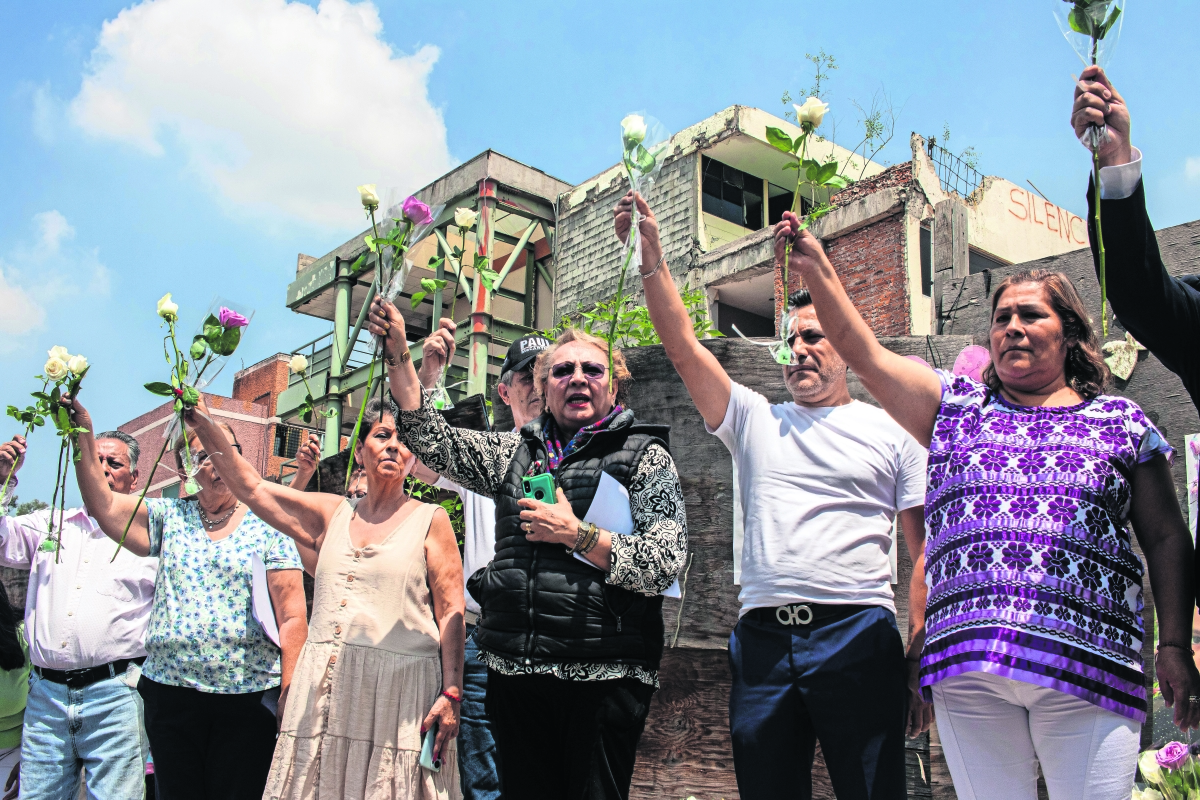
[1187,157,1200,182]
[0,267,45,337]
[68,0,453,227]
[34,210,75,253]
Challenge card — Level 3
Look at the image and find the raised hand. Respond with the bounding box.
[0,436,27,483]
[612,192,664,274]
[417,318,457,389]
[366,297,409,364]
[1072,64,1132,168]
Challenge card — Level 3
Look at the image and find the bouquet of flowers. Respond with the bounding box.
[114,294,250,558]
[1053,0,1126,336]
[610,112,668,388]
[751,97,851,365]
[1136,741,1200,800]
[343,186,444,489]
[3,346,90,559]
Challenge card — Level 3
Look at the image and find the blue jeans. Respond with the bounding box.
[21,666,148,800]
[729,606,908,800]
[460,624,501,800]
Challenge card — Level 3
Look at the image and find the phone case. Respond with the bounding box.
[522,473,556,503]
[419,727,441,772]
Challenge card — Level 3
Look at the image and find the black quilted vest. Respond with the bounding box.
[466,409,669,669]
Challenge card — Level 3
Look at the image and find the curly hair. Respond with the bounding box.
[980,269,1109,399]
[533,328,632,406]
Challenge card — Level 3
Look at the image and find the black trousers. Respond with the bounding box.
[138,677,277,800]
[485,670,655,800]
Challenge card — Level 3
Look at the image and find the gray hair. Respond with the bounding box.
[97,431,139,469]
[362,396,400,432]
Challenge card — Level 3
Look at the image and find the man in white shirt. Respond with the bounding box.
[0,430,158,800]
[613,193,931,799]
[416,325,551,800]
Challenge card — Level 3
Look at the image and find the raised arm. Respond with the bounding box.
[613,192,731,429]
[63,398,152,556]
[184,400,341,551]
[368,299,520,498]
[780,216,942,445]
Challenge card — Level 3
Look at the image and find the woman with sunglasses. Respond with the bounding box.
[65,404,309,800]
[367,298,688,800]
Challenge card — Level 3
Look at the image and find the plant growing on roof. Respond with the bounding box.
[751,98,851,365]
[1053,0,1126,336]
[116,294,250,559]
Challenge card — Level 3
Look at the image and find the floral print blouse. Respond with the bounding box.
[921,373,1172,722]
[142,498,303,694]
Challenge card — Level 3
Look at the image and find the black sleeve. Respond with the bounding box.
[1087,177,1200,395]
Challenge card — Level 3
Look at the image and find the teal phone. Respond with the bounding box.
[522,473,556,503]
[420,727,440,772]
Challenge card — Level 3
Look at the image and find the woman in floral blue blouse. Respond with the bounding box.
[69,400,308,800]
[773,212,1200,800]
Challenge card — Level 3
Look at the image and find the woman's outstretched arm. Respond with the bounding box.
[779,214,943,445]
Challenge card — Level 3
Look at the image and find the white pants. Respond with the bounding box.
[932,671,1139,800]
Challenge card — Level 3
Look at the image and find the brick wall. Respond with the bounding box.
[232,354,291,479]
[554,151,699,317]
[774,212,911,337]
[828,162,913,211]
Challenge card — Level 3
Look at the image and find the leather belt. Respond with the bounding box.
[35,657,145,689]
[746,603,871,628]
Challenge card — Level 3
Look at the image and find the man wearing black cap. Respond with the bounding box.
[417,319,550,800]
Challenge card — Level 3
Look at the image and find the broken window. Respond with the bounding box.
[702,156,763,230]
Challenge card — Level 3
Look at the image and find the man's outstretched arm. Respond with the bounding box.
[613,191,732,429]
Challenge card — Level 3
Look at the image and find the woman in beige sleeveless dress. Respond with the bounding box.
[185,396,464,800]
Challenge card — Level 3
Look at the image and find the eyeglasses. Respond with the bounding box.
[549,361,607,380]
[193,443,242,465]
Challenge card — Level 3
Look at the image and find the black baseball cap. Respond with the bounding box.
[500,333,553,379]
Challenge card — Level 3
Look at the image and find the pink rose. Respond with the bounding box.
[1156,741,1191,771]
[218,307,249,328]
[402,196,433,226]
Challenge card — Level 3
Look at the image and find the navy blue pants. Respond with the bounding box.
[729,605,908,800]
[460,624,502,800]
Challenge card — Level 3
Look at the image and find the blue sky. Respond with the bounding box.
[2,0,1198,505]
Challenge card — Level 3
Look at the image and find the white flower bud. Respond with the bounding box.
[357,184,380,210]
[289,354,309,375]
[794,97,829,130]
[621,115,647,149]
[454,207,478,230]
[67,354,88,376]
[157,293,178,321]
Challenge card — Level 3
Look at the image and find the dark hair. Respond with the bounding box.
[97,431,139,468]
[980,269,1110,399]
[787,289,813,310]
[0,583,25,672]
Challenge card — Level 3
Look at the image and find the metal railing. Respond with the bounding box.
[926,139,982,198]
[287,330,376,387]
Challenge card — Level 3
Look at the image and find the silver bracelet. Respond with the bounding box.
[639,253,666,280]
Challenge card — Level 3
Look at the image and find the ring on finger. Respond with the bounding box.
[1190,696,1200,704]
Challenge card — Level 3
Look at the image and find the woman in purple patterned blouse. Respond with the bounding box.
[772,213,1199,800]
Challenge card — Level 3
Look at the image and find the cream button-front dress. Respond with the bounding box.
[264,501,460,800]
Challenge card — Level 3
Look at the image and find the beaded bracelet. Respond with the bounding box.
[1157,641,1194,655]
[441,690,462,703]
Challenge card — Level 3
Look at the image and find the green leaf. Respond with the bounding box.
[427,256,445,271]
[1068,7,1093,35]
[633,144,656,174]
[349,254,368,274]
[144,381,176,397]
[782,161,800,170]
[51,386,61,403]
[765,126,794,153]
[364,235,379,252]
[410,292,427,309]
[181,386,200,406]
[420,278,438,294]
[211,326,241,357]
[31,393,50,402]
[815,162,839,184]
[825,175,850,190]
[32,416,45,427]
[56,406,69,430]
[1098,5,1121,38]
[173,399,183,413]
[302,408,313,424]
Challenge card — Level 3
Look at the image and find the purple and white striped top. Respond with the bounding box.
[920,372,1172,722]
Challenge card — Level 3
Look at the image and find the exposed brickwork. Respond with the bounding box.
[774,213,911,337]
[828,162,913,211]
[554,152,699,317]
[232,354,292,479]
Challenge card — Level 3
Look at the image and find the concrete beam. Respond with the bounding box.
[810,187,905,242]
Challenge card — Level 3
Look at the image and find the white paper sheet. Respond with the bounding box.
[574,472,682,598]
[251,553,281,646]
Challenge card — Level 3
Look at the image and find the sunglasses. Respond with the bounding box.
[549,361,607,380]
[193,443,242,465]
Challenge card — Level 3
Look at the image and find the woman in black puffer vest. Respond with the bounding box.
[369,299,688,800]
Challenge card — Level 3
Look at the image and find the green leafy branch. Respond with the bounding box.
[545,283,722,348]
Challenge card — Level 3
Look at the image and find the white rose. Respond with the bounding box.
[1139,750,1163,786]
[43,357,68,381]
[794,96,829,130]
[289,354,309,375]
[67,354,88,376]
[48,345,69,362]
[157,293,178,321]
[621,114,647,149]
[454,207,478,230]
[357,184,380,210]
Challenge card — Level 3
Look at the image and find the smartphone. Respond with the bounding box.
[522,473,556,503]
[420,726,441,772]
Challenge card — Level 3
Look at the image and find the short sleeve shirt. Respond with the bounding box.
[921,373,1172,722]
[142,498,303,694]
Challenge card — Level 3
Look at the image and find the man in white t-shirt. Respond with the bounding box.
[417,325,551,800]
[614,192,932,800]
